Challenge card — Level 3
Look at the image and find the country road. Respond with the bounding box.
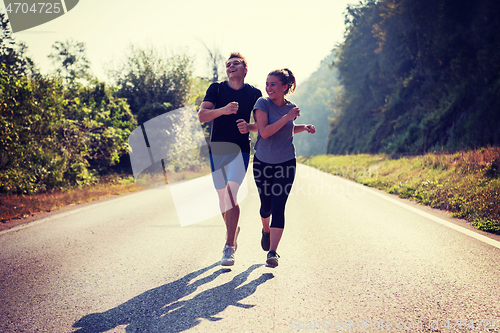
[1,163,500,333]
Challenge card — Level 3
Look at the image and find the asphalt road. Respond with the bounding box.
[1,163,500,332]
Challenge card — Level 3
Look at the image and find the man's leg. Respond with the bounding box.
[224,180,240,246]
[216,188,228,221]
[218,152,247,266]
[220,181,240,266]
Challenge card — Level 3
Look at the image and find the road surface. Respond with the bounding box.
[1,163,499,332]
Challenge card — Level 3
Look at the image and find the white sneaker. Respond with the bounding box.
[221,245,235,266]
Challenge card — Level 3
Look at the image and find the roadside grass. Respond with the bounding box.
[299,147,500,234]
[0,175,143,223]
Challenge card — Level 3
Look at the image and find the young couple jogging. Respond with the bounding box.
[198,52,316,268]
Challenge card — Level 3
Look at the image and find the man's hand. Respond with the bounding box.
[223,102,239,115]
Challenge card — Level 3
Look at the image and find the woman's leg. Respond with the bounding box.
[261,216,270,233]
[253,156,273,221]
[268,158,296,252]
[254,157,273,250]
[269,228,284,252]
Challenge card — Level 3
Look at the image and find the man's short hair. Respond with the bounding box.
[227,52,247,68]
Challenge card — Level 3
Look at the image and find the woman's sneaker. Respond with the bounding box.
[266,251,280,268]
[261,229,270,251]
[221,245,235,266]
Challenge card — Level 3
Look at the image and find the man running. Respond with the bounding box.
[198,52,262,266]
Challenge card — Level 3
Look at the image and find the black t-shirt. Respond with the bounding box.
[202,81,262,154]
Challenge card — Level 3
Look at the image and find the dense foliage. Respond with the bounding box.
[327,0,500,154]
[0,13,31,76]
[0,13,198,194]
[0,63,136,194]
[110,45,193,125]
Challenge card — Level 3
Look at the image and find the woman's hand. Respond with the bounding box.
[305,124,316,134]
[286,107,300,120]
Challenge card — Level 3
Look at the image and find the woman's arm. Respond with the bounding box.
[255,107,300,139]
[236,119,258,134]
[293,124,316,134]
[247,122,258,132]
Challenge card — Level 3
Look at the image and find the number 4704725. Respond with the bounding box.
[6,2,62,14]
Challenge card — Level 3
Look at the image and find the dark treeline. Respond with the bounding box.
[327,0,500,154]
[0,13,207,195]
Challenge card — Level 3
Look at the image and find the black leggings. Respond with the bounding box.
[253,156,296,229]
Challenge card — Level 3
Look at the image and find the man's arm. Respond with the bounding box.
[198,101,238,123]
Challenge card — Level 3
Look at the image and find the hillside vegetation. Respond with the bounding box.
[288,53,341,156]
[327,0,500,154]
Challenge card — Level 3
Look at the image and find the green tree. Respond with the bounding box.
[1,35,136,193]
[111,45,194,125]
[48,40,137,174]
[328,0,500,154]
[200,41,225,83]
[189,76,211,107]
[0,65,84,193]
[65,80,136,174]
[0,65,136,194]
[48,39,91,87]
[0,12,33,75]
[328,0,384,154]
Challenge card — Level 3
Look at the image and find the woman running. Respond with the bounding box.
[253,68,316,268]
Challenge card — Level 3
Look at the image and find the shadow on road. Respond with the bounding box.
[72,263,273,332]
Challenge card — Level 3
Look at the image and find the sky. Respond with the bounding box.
[5,0,355,89]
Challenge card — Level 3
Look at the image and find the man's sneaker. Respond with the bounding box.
[221,245,235,266]
[266,250,280,268]
[261,229,270,251]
